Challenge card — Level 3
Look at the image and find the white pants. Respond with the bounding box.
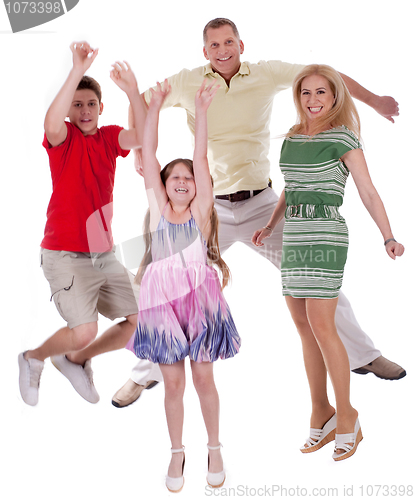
[130,188,381,385]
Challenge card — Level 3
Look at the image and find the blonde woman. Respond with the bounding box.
[252,64,404,460]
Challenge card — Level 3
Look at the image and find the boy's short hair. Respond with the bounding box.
[76,76,102,103]
[203,18,240,43]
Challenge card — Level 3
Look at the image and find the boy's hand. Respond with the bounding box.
[110,61,138,95]
[149,79,171,110]
[195,79,220,112]
[70,41,98,73]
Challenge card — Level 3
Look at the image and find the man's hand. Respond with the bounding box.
[372,95,399,123]
[70,41,98,73]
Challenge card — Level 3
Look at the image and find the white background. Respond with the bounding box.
[1,1,413,499]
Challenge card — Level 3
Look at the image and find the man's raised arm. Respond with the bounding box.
[339,72,399,123]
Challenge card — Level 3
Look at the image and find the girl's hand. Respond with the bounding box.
[110,61,138,94]
[149,79,171,110]
[70,41,98,73]
[195,79,220,111]
[385,240,405,260]
[252,227,272,247]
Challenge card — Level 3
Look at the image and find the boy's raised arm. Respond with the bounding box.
[44,42,98,147]
[110,61,147,150]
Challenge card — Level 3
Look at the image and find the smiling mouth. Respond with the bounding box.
[217,56,231,61]
[308,107,323,113]
[175,188,188,193]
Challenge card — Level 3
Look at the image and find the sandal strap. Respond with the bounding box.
[171,446,185,454]
[334,433,355,453]
[304,436,319,448]
[309,428,323,440]
[207,443,222,450]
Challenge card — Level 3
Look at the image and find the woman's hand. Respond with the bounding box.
[252,227,273,247]
[385,240,405,260]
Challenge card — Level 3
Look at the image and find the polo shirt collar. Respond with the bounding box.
[203,61,250,78]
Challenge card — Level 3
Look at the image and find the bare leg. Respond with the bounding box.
[159,361,186,478]
[190,360,223,473]
[67,314,137,365]
[285,297,335,429]
[24,322,98,362]
[305,298,358,437]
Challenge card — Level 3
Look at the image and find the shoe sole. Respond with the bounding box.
[333,429,363,462]
[352,368,407,380]
[111,380,159,408]
[300,429,336,453]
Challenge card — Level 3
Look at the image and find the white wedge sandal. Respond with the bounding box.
[207,443,226,488]
[333,418,363,461]
[300,413,337,453]
[166,446,185,493]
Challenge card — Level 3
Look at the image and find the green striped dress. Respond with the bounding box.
[280,126,362,299]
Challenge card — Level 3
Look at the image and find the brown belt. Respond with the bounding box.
[215,182,271,203]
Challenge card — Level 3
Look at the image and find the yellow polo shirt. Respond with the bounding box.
[144,60,305,195]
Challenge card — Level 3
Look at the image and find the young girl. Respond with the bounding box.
[252,64,404,461]
[126,80,241,491]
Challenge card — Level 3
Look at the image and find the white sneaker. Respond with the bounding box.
[50,355,100,403]
[18,352,44,406]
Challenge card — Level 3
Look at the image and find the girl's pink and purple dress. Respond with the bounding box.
[126,211,241,364]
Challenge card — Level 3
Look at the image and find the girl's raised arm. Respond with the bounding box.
[341,148,405,260]
[192,80,220,218]
[142,80,171,227]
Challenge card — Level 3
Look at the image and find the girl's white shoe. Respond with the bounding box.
[300,413,337,453]
[166,446,185,493]
[333,418,363,461]
[207,443,225,488]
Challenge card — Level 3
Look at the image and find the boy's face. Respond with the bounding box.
[67,89,103,136]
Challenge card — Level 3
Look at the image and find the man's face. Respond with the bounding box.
[203,25,244,82]
[67,89,103,136]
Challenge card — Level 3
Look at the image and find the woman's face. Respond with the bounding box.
[165,162,196,205]
[300,74,336,126]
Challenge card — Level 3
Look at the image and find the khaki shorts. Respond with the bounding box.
[41,248,139,329]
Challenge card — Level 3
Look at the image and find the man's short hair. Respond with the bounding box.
[203,18,240,43]
[76,76,102,103]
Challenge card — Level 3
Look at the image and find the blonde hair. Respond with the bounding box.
[288,64,361,139]
[135,159,231,289]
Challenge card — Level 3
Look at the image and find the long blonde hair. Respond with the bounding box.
[135,158,231,289]
[288,64,361,139]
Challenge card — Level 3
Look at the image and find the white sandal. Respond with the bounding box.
[166,446,185,493]
[333,418,363,461]
[300,413,337,453]
[207,443,225,488]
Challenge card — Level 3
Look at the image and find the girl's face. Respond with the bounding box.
[300,74,336,126]
[165,162,196,205]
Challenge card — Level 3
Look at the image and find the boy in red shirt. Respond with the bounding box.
[18,41,147,406]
